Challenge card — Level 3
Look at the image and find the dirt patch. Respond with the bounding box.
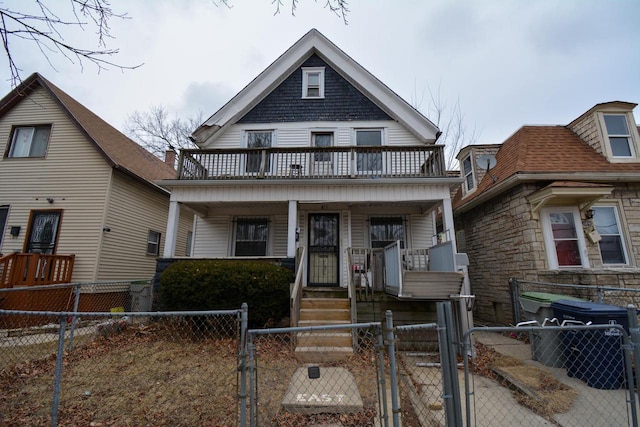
[471,342,577,417]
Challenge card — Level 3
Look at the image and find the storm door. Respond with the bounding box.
[25,210,61,254]
[308,214,339,287]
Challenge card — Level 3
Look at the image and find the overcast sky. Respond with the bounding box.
[2,0,639,148]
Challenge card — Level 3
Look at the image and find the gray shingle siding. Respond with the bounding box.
[237,55,392,123]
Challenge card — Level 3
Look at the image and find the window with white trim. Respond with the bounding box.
[369,217,405,249]
[592,206,628,265]
[234,217,269,256]
[147,230,161,256]
[302,67,325,98]
[603,114,635,158]
[462,155,475,192]
[7,125,51,158]
[245,130,273,173]
[541,208,589,269]
[355,129,383,173]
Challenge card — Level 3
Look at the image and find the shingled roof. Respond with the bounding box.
[454,124,640,212]
[0,73,176,189]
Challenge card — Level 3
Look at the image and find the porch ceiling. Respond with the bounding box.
[182,200,439,216]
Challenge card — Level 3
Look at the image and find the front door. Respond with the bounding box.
[25,210,62,254]
[308,214,339,287]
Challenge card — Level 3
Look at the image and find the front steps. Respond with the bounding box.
[295,288,354,361]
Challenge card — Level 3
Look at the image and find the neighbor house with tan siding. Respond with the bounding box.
[453,101,640,325]
[0,73,193,287]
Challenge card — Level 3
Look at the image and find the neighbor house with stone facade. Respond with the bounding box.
[453,101,640,324]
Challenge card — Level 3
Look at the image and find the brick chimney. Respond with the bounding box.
[164,146,177,169]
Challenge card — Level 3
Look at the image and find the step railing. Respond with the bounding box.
[290,246,307,328]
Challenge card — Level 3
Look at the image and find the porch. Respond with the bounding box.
[0,252,75,288]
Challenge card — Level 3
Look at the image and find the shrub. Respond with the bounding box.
[159,260,293,328]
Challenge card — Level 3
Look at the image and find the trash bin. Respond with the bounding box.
[551,300,628,390]
[519,292,585,367]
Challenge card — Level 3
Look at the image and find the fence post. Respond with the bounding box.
[385,310,401,427]
[67,283,81,351]
[628,304,640,425]
[248,332,256,427]
[238,303,248,427]
[51,315,68,427]
[376,323,389,427]
[437,301,463,427]
[509,278,520,325]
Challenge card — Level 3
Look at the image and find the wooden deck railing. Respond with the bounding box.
[0,253,75,288]
[177,145,446,180]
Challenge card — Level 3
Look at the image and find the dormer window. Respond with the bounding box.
[302,67,325,99]
[603,114,634,158]
[462,155,475,193]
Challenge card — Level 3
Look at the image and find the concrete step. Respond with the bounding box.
[299,308,350,322]
[301,297,350,310]
[294,346,355,362]
[297,331,352,348]
[302,287,348,299]
[298,319,351,328]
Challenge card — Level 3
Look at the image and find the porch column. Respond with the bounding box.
[442,197,457,253]
[287,200,298,258]
[163,200,180,258]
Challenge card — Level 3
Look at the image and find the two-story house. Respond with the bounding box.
[0,73,193,289]
[159,29,471,335]
[454,101,640,324]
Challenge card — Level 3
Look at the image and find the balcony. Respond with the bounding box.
[176,145,446,180]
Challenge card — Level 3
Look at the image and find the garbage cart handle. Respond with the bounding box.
[560,320,585,327]
[542,317,560,326]
[515,320,539,327]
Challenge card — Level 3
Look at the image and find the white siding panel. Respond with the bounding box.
[272,214,288,256]
[409,213,434,249]
[0,87,112,281]
[192,215,230,257]
[386,124,422,146]
[350,214,366,247]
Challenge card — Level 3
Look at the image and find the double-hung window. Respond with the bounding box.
[7,125,51,158]
[0,206,8,249]
[603,114,634,158]
[462,155,475,192]
[302,67,325,98]
[356,129,383,173]
[147,230,161,256]
[541,208,589,269]
[234,217,269,256]
[592,206,628,265]
[370,217,405,249]
[246,131,273,174]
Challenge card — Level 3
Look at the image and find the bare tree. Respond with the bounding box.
[125,106,203,158]
[0,0,142,87]
[413,82,480,170]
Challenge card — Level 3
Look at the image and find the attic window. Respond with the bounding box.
[7,125,51,158]
[603,114,634,158]
[302,67,325,99]
[462,155,475,193]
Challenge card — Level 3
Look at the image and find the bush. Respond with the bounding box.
[159,260,293,328]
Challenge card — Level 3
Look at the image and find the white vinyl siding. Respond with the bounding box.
[272,214,288,257]
[202,120,422,149]
[0,86,111,282]
[192,215,231,257]
[409,213,433,248]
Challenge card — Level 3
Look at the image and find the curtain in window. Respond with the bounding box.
[593,207,627,264]
[235,218,268,256]
[549,212,581,266]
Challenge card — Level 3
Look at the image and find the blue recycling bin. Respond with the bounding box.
[551,300,628,390]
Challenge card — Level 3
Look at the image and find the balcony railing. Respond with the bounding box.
[0,253,75,288]
[177,145,446,180]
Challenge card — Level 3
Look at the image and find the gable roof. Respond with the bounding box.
[192,28,440,145]
[0,73,176,190]
[453,124,640,213]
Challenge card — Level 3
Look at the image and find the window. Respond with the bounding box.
[25,210,61,254]
[147,230,161,256]
[592,206,628,265]
[185,230,193,257]
[370,217,405,249]
[7,125,51,158]
[234,218,269,256]
[356,129,383,173]
[541,208,589,269]
[462,155,475,192]
[0,206,8,249]
[246,131,273,173]
[302,67,325,98]
[603,114,634,157]
[312,132,333,162]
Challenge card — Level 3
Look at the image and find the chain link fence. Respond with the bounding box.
[246,322,387,426]
[0,307,244,426]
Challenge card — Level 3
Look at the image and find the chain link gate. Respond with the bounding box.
[244,322,388,426]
